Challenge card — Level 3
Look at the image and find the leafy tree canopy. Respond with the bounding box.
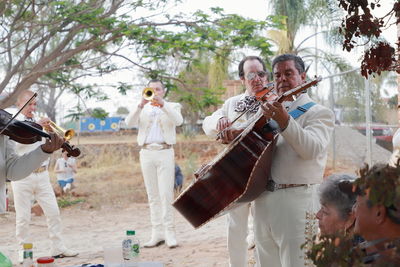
[90,107,109,119]
[0,0,278,112]
[337,0,400,77]
[116,106,129,115]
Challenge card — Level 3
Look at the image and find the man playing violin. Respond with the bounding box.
[10,90,78,261]
[0,112,63,214]
[203,55,269,267]
[253,54,334,267]
[125,79,183,249]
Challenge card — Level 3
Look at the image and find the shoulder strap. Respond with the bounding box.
[289,102,316,120]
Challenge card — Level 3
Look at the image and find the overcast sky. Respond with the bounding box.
[58,0,398,120]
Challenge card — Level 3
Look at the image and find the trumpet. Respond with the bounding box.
[143,87,155,101]
[44,120,75,141]
[142,87,161,106]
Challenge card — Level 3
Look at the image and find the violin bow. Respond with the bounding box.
[216,82,274,140]
[0,92,37,135]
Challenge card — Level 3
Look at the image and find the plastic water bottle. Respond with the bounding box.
[122,230,140,267]
[0,251,12,267]
[22,243,34,267]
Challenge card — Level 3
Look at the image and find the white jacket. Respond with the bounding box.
[203,93,253,137]
[203,93,334,185]
[125,101,183,145]
[0,135,49,213]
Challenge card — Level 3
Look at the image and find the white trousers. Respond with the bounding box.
[227,203,254,267]
[253,185,320,267]
[11,171,67,255]
[140,148,175,237]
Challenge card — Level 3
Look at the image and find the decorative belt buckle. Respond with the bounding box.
[147,143,164,150]
[266,179,276,192]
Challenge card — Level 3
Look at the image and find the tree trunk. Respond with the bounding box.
[398,22,400,124]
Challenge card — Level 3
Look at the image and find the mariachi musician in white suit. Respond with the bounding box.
[126,79,183,249]
[254,54,334,267]
[203,56,269,267]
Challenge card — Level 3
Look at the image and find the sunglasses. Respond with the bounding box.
[245,71,268,81]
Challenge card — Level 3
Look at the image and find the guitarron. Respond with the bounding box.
[173,77,322,228]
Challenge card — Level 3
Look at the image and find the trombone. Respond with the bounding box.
[44,120,75,141]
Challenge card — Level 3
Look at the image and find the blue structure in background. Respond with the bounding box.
[80,117,123,132]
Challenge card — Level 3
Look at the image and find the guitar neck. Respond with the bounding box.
[277,76,322,103]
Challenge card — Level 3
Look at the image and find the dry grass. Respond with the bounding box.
[42,133,223,210]
[9,131,360,212]
[41,131,361,211]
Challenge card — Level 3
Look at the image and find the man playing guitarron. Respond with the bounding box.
[254,54,334,267]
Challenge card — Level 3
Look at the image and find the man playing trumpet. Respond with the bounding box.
[11,90,78,261]
[126,79,183,248]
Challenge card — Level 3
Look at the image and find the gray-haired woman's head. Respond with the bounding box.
[319,174,357,220]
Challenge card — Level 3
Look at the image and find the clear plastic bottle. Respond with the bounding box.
[122,230,140,267]
[22,243,34,267]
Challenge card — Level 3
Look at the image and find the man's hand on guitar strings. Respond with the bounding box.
[261,102,290,130]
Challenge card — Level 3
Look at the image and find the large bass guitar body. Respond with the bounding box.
[173,77,321,228]
[173,120,276,228]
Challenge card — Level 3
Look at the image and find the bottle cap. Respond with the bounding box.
[23,243,33,249]
[126,230,135,236]
[37,257,54,264]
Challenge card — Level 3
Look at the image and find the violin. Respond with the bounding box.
[216,82,278,141]
[254,82,279,102]
[0,109,80,157]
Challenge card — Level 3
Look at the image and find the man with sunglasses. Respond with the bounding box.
[252,54,334,267]
[203,55,269,267]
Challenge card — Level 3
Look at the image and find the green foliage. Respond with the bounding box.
[91,107,109,119]
[355,164,400,210]
[303,234,365,267]
[116,82,132,95]
[57,197,85,208]
[305,233,400,266]
[116,106,129,115]
[0,0,277,116]
[168,53,226,130]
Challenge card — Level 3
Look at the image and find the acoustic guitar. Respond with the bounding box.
[173,77,322,228]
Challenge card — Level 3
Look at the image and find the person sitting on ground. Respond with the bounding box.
[54,150,77,193]
[316,174,357,237]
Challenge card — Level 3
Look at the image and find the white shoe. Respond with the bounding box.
[165,231,178,249]
[143,237,165,248]
[52,248,78,258]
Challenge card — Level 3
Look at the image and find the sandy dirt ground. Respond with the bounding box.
[0,127,391,266]
[0,203,257,267]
